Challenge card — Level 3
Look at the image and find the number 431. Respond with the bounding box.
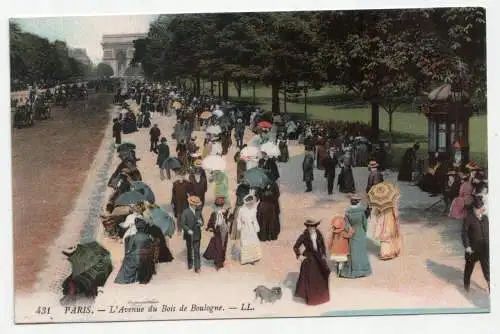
[35,306,51,315]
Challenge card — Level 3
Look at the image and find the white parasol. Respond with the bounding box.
[261,142,281,158]
[202,155,227,171]
[240,146,261,160]
[213,109,224,118]
[206,125,222,135]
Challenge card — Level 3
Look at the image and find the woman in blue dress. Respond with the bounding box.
[340,194,372,278]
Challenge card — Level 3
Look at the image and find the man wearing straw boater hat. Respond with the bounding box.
[180,195,204,273]
[366,160,384,193]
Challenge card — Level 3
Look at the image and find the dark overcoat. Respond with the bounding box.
[302,154,314,182]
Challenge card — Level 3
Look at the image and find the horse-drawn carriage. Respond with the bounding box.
[33,97,52,120]
[55,90,68,107]
[13,104,34,128]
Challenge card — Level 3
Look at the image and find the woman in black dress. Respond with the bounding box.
[293,219,330,305]
[203,197,230,270]
[338,159,356,193]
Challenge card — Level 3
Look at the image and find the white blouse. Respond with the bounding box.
[309,231,318,251]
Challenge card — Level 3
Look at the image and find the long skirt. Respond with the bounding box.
[203,231,229,269]
[240,243,262,265]
[295,256,330,305]
[373,210,402,260]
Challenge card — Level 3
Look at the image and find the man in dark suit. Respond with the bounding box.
[302,149,315,192]
[112,118,121,145]
[462,195,489,293]
[322,146,338,195]
[180,196,204,273]
[366,160,384,193]
[149,124,161,153]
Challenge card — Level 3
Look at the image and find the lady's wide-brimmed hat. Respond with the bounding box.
[330,216,345,229]
[304,219,321,227]
[466,161,481,171]
[160,137,167,143]
[349,193,363,201]
[194,159,203,167]
[215,197,225,206]
[368,160,379,168]
[188,195,202,206]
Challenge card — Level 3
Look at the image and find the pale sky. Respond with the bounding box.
[11,15,158,64]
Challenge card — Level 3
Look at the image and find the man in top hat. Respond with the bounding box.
[303,148,315,192]
[322,146,339,195]
[235,118,245,149]
[180,195,204,273]
[112,118,122,146]
[462,195,489,293]
[149,124,161,153]
[366,160,384,193]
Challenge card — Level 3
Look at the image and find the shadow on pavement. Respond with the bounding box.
[425,259,490,309]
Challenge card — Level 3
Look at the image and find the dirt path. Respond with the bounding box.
[12,94,113,292]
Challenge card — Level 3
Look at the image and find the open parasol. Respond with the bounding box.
[161,157,181,171]
[149,207,175,237]
[206,125,222,135]
[243,167,271,189]
[65,242,113,284]
[130,181,155,204]
[261,142,280,158]
[115,190,148,206]
[367,182,400,212]
[257,121,273,129]
[202,154,226,171]
[117,142,136,152]
[199,111,212,119]
[240,146,261,160]
[212,109,224,118]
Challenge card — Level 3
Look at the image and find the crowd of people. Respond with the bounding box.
[99,80,488,306]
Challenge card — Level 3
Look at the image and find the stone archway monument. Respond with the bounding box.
[101,33,147,78]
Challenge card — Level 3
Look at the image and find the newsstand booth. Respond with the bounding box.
[421,83,473,167]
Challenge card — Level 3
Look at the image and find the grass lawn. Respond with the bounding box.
[203,83,487,168]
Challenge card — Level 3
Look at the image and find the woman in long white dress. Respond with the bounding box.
[236,194,262,265]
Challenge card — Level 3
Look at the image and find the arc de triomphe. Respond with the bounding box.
[101,33,147,77]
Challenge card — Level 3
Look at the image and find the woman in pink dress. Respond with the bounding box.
[449,172,474,219]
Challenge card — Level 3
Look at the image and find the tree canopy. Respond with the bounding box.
[10,21,92,88]
[134,9,485,117]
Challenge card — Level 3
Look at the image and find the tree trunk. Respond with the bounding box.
[283,82,287,114]
[388,110,394,147]
[371,102,380,143]
[195,76,201,96]
[210,79,214,96]
[222,78,229,100]
[252,83,256,105]
[304,88,308,120]
[234,80,242,98]
[218,81,221,98]
[271,81,280,114]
